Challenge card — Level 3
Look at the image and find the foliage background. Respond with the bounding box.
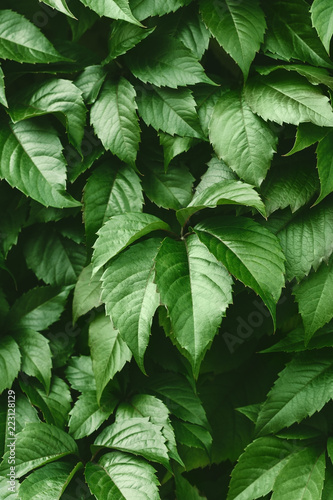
[0,0,333,498]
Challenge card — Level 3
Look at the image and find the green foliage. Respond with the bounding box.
[1,0,333,498]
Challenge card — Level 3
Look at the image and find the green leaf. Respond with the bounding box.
[159,132,195,170]
[93,417,170,468]
[199,0,266,78]
[137,85,203,138]
[15,329,52,393]
[244,73,333,127]
[92,212,170,274]
[209,90,277,186]
[65,355,96,392]
[294,258,333,340]
[72,265,103,323]
[261,162,319,216]
[169,8,210,60]
[173,420,212,455]
[311,0,333,54]
[78,0,142,25]
[105,21,155,62]
[256,350,333,436]
[9,79,87,151]
[90,78,141,166]
[264,0,332,67]
[196,156,237,192]
[126,35,216,88]
[130,0,191,19]
[155,235,233,375]
[85,452,160,500]
[0,336,21,394]
[226,436,300,500]
[101,238,161,372]
[0,65,8,108]
[195,86,224,138]
[0,10,68,64]
[175,472,206,500]
[20,376,72,429]
[0,422,78,478]
[7,286,71,332]
[256,64,333,90]
[260,323,333,353]
[315,131,333,204]
[69,391,117,439]
[271,447,326,500]
[286,123,328,156]
[140,158,194,210]
[89,314,131,403]
[177,180,266,226]
[83,161,143,247]
[23,225,86,286]
[19,461,82,500]
[275,200,333,281]
[40,0,76,18]
[0,119,80,208]
[195,216,285,327]
[74,65,107,105]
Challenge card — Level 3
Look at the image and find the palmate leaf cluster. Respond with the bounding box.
[0,0,333,498]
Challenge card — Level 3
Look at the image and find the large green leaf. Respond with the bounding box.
[9,79,87,151]
[69,391,117,439]
[0,336,21,394]
[256,350,333,436]
[130,0,191,19]
[155,235,233,375]
[7,286,71,333]
[0,422,78,478]
[93,417,170,468]
[90,78,141,166]
[24,225,86,286]
[0,119,80,208]
[137,85,203,138]
[78,0,141,25]
[72,265,103,323]
[199,0,266,78]
[101,238,161,372]
[15,329,52,393]
[92,212,170,274]
[264,0,332,67]
[83,161,143,247]
[315,131,333,204]
[209,90,277,186]
[271,447,326,500]
[89,314,131,403]
[40,0,75,17]
[19,461,82,500]
[195,217,285,326]
[126,35,215,88]
[311,0,333,54]
[105,21,155,62]
[294,258,333,340]
[20,376,72,429]
[244,73,333,127]
[0,10,67,64]
[226,436,301,500]
[177,180,266,226]
[85,452,159,500]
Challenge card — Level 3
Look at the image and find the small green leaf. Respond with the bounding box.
[173,420,212,455]
[19,461,82,500]
[72,265,103,324]
[92,212,170,274]
[155,235,233,375]
[311,0,333,54]
[105,21,155,62]
[285,123,328,156]
[91,78,141,166]
[0,10,68,64]
[315,131,333,204]
[200,0,266,78]
[0,336,21,394]
[260,323,333,353]
[159,132,195,170]
[93,417,170,468]
[78,0,142,25]
[101,238,161,373]
[85,452,160,500]
[126,35,216,88]
[74,65,107,105]
[209,90,277,186]
[169,7,210,60]
[83,161,143,247]
[0,422,78,478]
[40,0,76,18]
[256,350,333,436]
[65,355,96,392]
[244,73,333,127]
[15,329,52,393]
[175,472,206,500]
[89,314,131,403]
